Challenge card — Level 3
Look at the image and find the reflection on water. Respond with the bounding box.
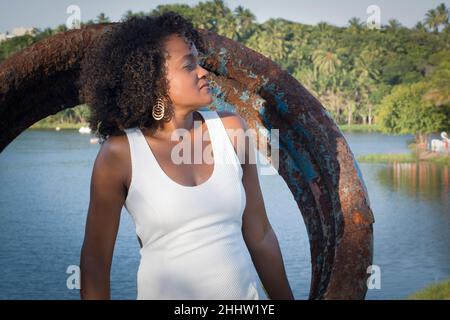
[379,162,449,208]
[363,162,450,300]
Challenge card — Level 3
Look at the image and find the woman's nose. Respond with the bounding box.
[198,64,209,78]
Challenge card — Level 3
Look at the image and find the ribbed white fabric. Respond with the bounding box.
[123,109,267,300]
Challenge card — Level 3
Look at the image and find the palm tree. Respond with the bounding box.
[121,10,146,21]
[316,21,334,38]
[413,21,428,32]
[354,48,381,82]
[312,39,341,75]
[248,19,290,62]
[384,19,402,32]
[425,9,440,33]
[294,68,320,98]
[234,5,256,42]
[194,0,237,40]
[122,10,134,21]
[96,13,110,24]
[436,3,449,27]
[320,88,346,123]
[347,17,364,34]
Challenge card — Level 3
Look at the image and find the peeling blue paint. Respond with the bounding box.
[293,123,312,141]
[258,105,273,131]
[210,97,236,113]
[253,98,266,111]
[282,135,318,183]
[209,83,225,99]
[240,90,250,102]
[263,83,288,114]
[274,94,289,114]
[217,47,228,76]
[286,158,304,198]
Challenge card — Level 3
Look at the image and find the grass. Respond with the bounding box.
[407,278,450,300]
[338,123,381,132]
[357,151,450,166]
[357,153,417,163]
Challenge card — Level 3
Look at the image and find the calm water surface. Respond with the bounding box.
[0,130,448,299]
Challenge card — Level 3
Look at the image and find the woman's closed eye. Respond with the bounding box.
[184,62,197,71]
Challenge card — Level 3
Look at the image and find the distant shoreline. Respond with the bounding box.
[29,122,381,132]
[357,151,450,166]
[29,122,89,130]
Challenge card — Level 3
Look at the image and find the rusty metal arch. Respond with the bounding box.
[0,23,374,299]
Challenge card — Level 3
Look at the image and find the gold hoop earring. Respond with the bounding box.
[152,97,165,120]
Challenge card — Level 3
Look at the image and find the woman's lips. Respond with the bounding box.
[199,81,210,90]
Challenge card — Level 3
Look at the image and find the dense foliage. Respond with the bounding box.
[1,0,449,139]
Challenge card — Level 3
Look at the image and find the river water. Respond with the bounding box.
[0,130,448,299]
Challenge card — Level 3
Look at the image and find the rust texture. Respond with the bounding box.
[0,24,374,299]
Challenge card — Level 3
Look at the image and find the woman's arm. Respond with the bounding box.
[220,112,294,300]
[241,144,294,300]
[80,136,128,300]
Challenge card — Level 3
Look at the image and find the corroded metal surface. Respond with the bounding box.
[0,24,374,299]
[0,23,113,151]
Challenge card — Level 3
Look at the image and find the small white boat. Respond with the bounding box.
[79,126,91,134]
[55,126,61,131]
[90,137,99,144]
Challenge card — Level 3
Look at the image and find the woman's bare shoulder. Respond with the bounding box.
[216,110,248,131]
[216,111,250,166]
[97,133,130,161]
[93,133,131,187]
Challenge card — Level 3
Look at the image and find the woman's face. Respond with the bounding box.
[163,34,213,112]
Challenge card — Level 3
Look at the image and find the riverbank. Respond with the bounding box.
[338,124,381,132]
[30,120,381,132]
[406,278,450,300]
[358,150,450,166]
[29,122,88,130]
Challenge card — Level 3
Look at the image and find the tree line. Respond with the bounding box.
[1,0,449,141]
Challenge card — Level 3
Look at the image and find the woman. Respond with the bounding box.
[79,12,294,300]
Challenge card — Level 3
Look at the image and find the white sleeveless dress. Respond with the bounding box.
[123,109,267,300]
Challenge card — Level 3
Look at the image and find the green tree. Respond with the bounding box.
[121,10,146,21]
[436,3,449,28]
[312,39,342,75]
[246,19,290,64]
[193,0,237,40]
[384,19,402,32]
[425,9,440,33]
[347,17,364,34]
[96,13,110,24]
[0,34,35,61]
[423,51,450,106]
[423,3,449,34]
[413,21,428,33]
[376,82,450,144]
[234,5,256,42]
